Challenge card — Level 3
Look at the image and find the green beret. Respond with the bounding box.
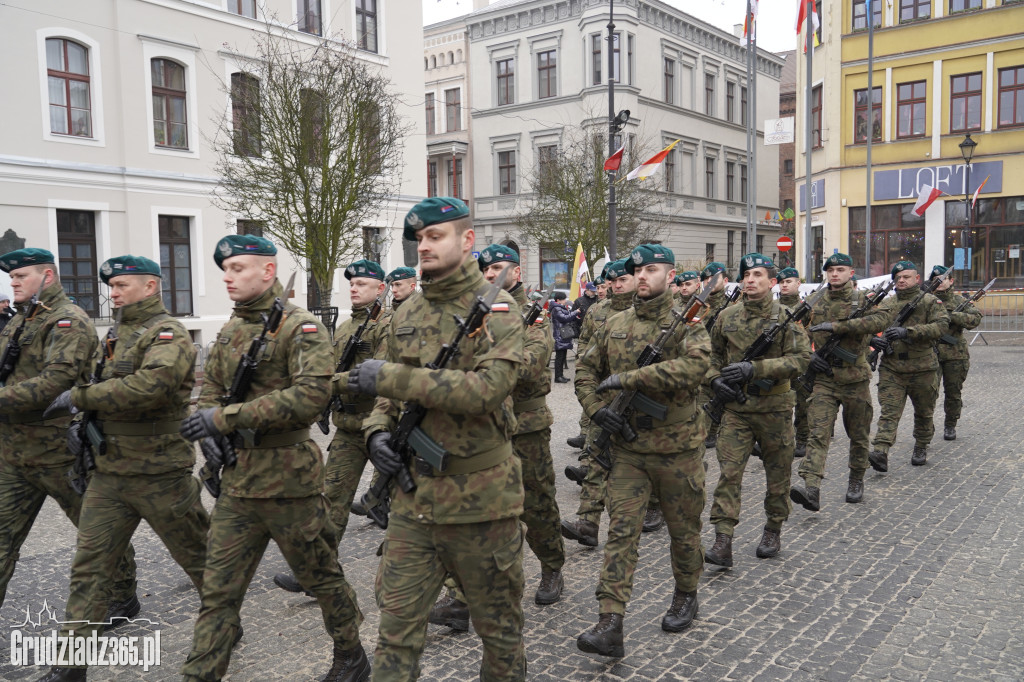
[477,244,520,269]
[822,252,854,270]
[593,275,605,285]
[214,235,277,270]
[929,265,950,280]
[99,255,162,285]
[676,271,699,284]
[778,267,800,281]
[385,266,417,283]
[738,252,775,279]
[701,262,727,280]
[344,259,384,281]
[0,248,55,273]
[625,244,675,274]
[403,196,470,241]
[605,259,629,280]
[891,260,918,277]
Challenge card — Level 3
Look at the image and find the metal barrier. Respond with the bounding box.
[970,292,1024,345]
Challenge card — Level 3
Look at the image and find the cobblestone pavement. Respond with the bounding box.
[2,346,1022,681]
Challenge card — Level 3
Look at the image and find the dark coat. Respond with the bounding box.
[570,293,598,336]
[550,303,578,351]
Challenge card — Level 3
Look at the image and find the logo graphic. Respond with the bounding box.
[405,212,423,228]
[482,251,492,263]
[218,240,233,258]
[100,262,113,277]
[632,252,643,264]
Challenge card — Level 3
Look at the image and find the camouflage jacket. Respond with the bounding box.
[200,279,332,498]
[577,292,632,350]
[363,257,524,524]
[510,284,553,434]
[576,289,711,455]
[0,282,97,468]
[934,289,982,361]
[779,291,812,328]
[71,294,196,475]
[709,295,811,413]
[703,288,737,333]
[876,285,949,374]
[807,281,889,385]
[329,306,390,432]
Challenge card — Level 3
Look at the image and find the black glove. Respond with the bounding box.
[808,322,833,334]
[720,361,753,384]
[883,326,909,342]
[367,431,401,475]
[44,390,78,420]
[711,378,742,402]
[591,406,625,434]
[198,437,226,469]
[809,353,832,374]
[596,374,622,393]
[67,420,85,455]
[869,336,890,353]
[179,408,222,442]
[348,359,385,396]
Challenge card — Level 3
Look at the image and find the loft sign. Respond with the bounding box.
[874,161,1002,201]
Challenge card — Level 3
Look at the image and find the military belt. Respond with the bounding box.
[513,396,547,414]
[98,420,181,436]
[939,334,959,345]
[0,410,51,424]
[234,428,311,449]
[746,382,791,397]
[412,444,511,477]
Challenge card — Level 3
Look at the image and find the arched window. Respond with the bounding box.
[152,58,187,149]
[46,38,91,137]
[430,55,436,69]
[503,240,520,258]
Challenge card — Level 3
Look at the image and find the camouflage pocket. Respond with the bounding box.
[169,476,203,519]
[297,499,327,543]
[492,524,523,573]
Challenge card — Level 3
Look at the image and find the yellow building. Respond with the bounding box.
[795,0,1024,286]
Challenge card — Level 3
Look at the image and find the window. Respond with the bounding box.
[811,85,822,148]
[592,35,602,85]
[727,231,735,269]
[950,0,981,12]
[446,158,463,198]
[46,38,92,137]
[425,94,435,135]
[741,86,748,126]
[537,144,557,186]
[854,86,882,143]
[236,220,264,237]
[229,0,256,18]
[152,59,187,149]
[57,210,99,318]
[300,88,325,165]
[231,72,260,156]
[427,161,437,197]
[852,0,882,30]
[664,148,675,193]
[726,82,735,122]
[664,58,675,104]
[951,73,982,133]
[944,196,1024,288]
[363,227,383,262]
[741,230,747,256]
[740,164,748,203]
[445,88,460,131]
[498,151,516,195]
[705,73,716,116]
[705,157,716,198]
[899,0,930,23]
[159,215,193,316]
[298,0,321,36]
[784,158,794,175]
[356,0,378,53]
[897,80,927,138]
[611,33,621,83]
[998,66,1024,128]
[705,243,715,262]
[538,50,556,99]
[627,34,634,85]
[496,58,514,105]
[359,105,381,174]
[726,161,735,201]
[756,235,764,254]
[850,204,925,277]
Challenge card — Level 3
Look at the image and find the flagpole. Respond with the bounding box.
[607,0,618,260]
[804,0,814,278]
[865,0,874,276]
[751,13,758,252]
[745,0,754,253]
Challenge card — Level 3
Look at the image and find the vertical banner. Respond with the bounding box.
[569,243,590,300]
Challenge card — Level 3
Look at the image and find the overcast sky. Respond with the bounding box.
[423,0,799,55]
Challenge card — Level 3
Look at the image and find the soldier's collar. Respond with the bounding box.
[743,294,775,314]
[420,257,484,302]
[233,280,283,319]
[632,288,672,319]
[117,292,166,324]
[610,290,633,310]
[896,283,921,299]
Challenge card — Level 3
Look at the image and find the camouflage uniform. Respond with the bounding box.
[708,296,810,535]
[60,292,207,644]
[182,279,363,681]
[575,288,710,613]
[871,286,950,454]
[698,288,738,446]
[799,282,888,487]
[934,289,982,430]
[363,257,525,682]
[779,292,810,446]
[0,281,136,607]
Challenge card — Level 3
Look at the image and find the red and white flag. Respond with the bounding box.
[603,144,625,172]
[912,184,943,217]
[971,175,990,208]
[625,140,679,181]
[744,0,759,39]
[796,0,820,53]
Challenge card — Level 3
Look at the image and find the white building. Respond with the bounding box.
[0,0,425,343]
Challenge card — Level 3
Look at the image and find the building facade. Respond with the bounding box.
[794,0,1024,286]
[424,16,474,207]
[778,50,798,269]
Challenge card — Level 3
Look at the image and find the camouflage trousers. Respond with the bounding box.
[0,459,136,608]
[374,514,525,682]
[513,428,564,572]
[574,424,659,523]
[798,379,872,488]
[325,428,370,540]
[597,448,705,615]
[938,358,970,428]
[710,409,794,534]
[872,368,940,452]
[61,470,208,643]
[182,493,363,681]
[699,384,722,442]
[793,379,810,444]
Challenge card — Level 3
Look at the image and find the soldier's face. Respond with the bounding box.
[222,255,276,302]
[610,274,635,295]
[826,265,854,288]
[742,267,776,300]
[9,266,53,304]
[597,284,608,299]
[390,278,417,301]
[634,264,675,300]
[482,262,520,291]
[109,275,159,307]
[935,276,954,292]
[702,274,727,293]
[349,277,384,308]
[416,223,473,278]
[894,270,919,290]
[679,279,700,296]
[779,277,801,295]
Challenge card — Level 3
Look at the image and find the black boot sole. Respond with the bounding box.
[428,615,469,631]
[661,605,698,633]
[868,453,888,473]
[789,487,820,512]
[560,521,598,547]
[704,552,733,568]
[576,636,624,658]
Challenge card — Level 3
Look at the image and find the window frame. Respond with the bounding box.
[664,148,675,193]
[158,215,194,317]
[46,38,92,139]
[950,72,982,133]
[705,156,716,199]
[851,0,882,31]
[425,93,435,135]
[740,163,748,203]
[949,0,982,12]
[496,58,515,106]
[498,150,517,195]
[726,81,735,122]
[997,66,1024,129]
[355,0,378,53]
[56,209,100,319]
[896,79,927,139]
[741,85,748,126]
[811,85,823,148]
[445,87,461,132]
[231,72,261,157]
[151,58,189,150]
[854,85,883,143]
[537,49,557,99]
[705,73,716,117]
[229,0,256,19]
[726,161,735,201]
[446,157,464,199]
[664,57,675,105]
[38,30,105,147]
[899,0,931,23]
[591,34,602,86]
[298,0,322,36]
[427,161,438,197]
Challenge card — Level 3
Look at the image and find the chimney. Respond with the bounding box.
[733,23,744,39]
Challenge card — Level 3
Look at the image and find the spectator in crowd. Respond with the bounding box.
[550,292,580,384]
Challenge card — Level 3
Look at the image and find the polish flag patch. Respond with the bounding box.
[158,331,174,340]
[491,303,510,313]
[56,320,71,328]
[301,323,319,333]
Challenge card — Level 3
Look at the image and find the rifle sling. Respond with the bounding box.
[414,442,511,477]
[97,420,181,436]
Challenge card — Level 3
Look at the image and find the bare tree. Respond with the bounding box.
[211,26,407,307]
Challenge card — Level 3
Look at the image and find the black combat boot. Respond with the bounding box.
[704,533,733,567]
[642,507,665,533]
[104,594,140,631]
[535,570,563,605]
[350,499,368,516]
[661,589,698,632]
[36,668,86,682]
[869,450,889,472]
[703,433,717,450]
[233,625,244,647]
[911,446,927,466]
[564,464,588,485]
[790,484,820,512]
[577,613,624,658]
[793,441,807,458]
[320,642,370,682]
[567,433,586,448]
[846,478,864,504]
[273,572,314,597]
[756,527,781,559]
[560,519,598,547]
[943,425,956,440]
[428,595,469,631]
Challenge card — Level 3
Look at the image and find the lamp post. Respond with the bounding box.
[959,133,977,283]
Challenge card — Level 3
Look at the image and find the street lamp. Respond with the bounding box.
[959,134,978,279]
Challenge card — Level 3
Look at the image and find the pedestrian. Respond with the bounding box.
[574,244,710,658]
[347,197,526,681]
[697,262,736,451]
[930,265,982,441]
[869,261,950,470]
[571,281,599,337]
[705,253,810,566]
[178,235,369,682]
[777,267,810,457]
[0,292,13,332]
[0,248,138,617]
[790,253,889,512]
[550,292,578,384]
[38,255,209,682]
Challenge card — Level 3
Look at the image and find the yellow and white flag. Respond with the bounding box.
[569,243,590,300]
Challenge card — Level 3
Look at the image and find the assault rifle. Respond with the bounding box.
[363,267,510,529]
[703,282,827,425]
[588,273,723,471]
[868,269,950,371]
[199,273,294,498]
[953,278,995,313]
[523,281,556,328]
[67,309,121,495]
[0,281,46,386]
[796,279,894,393]
[703,286,741,333]
[315,285,389,435]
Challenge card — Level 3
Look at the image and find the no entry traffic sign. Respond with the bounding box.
[777,236,794,252]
